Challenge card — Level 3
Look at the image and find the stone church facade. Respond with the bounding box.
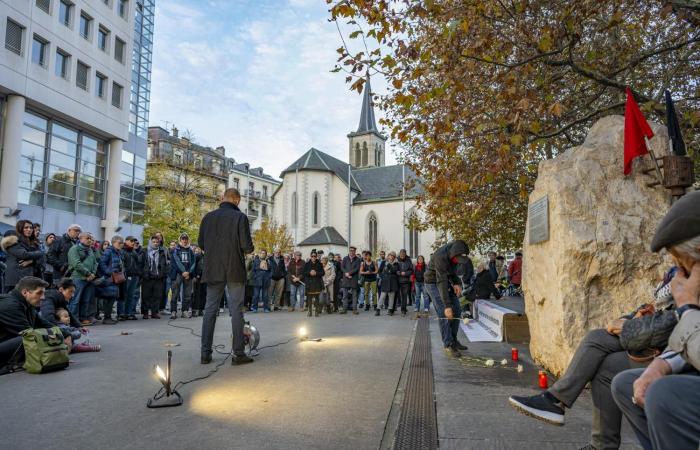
[272,76,437,258]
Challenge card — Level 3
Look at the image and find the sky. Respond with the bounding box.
[149,0,396,180]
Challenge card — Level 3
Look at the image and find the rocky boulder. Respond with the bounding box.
[523,115,672,376]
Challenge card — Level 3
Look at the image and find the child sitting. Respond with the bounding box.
[56,309,101,353]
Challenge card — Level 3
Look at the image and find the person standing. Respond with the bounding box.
[424,240,471,356]
[141,236,167,319]
[98,235,126,324]
[287,251,305,312]
[2,220,45,294]
[507,251,523,289]
[378,251,399,316]
[413,255,428,315]
[42,233,56,287]
[198,188,255,366]
[360,251,378,312]
[170,234,196,319]
[487,251,498,282]
[331,253,342,312]
[321,255,336,313]
[304,250,325,317]
[47,224,81,279]
[396,249,414,317]
[122,236,143,320]
[340,247,361,315]
[191,245,205,317]
[252,250,272,312]
[67,232,98,326]
[268,249,286,311]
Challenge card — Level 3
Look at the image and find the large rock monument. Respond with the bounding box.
[523,115,671,376]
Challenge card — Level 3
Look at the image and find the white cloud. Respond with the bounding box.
[149,0,396,180]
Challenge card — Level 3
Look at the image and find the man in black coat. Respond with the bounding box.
[0,277,71,371]
[268,249,286,311]
[198,188,254,365]
[46,224,81,278]
[340,246,361,314]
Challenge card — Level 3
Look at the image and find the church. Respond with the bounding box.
[272,76,438,258]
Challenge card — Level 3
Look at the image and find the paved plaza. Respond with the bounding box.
[0,311,639,450]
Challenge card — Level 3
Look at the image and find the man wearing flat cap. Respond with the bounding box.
[612,190,700,450]
[423,240,472,356]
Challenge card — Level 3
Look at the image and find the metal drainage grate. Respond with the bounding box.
[393,316,438,449]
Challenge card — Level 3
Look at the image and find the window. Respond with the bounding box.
[368,213,378,254]
[55,49,69,79]
[111,82,123,108]
[354,143,361,167]
[262,185,268,198]
[95,73,107,98]
[312,191,320,226]
[361,142,368,167]
[77,134,106,216]
[31,35,49,68]
[36,0,51,14]
[79,13,91,39]
[59,1,72,27]
[291,192,298,226]
[18,111,48,207]
[262,204,267,217]
[409,226,419,258]
[5,19,24,55]
[248,181,254,194]
[173,150,182,164]
[76,61,89,90]
[194,155,203,169]
[46,122,78,212]
[118,0,128,19]
[97,26,109,52]
[233,178,239,189]
[114,37,125,63]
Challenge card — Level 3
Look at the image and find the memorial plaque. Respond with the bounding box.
[528,195,549,244]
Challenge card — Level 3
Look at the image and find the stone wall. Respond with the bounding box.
[523,115,672,376]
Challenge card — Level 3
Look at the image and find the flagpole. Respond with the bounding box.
[347,164,352,253]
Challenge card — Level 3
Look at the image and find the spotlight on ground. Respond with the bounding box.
[299,327,308,342]
[147,350,183,408]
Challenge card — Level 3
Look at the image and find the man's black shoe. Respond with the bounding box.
[232,355,254,365]
[201,353,212,365]
[454,341,468,350]
[508,393,565,425]
[102,317,117,325]
[364,304,369,311]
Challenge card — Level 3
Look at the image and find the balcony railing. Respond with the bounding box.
[148,155,226,178]
[244,189,270,201]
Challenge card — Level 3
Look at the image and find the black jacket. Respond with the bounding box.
[40,289,81,327]
[123,247,145,277]
[424,240,471,308]
[198,202,254,283]
[270,255,286,280]
[341,255,361,289]
[473,271,501,300]
[143,246,169,280]
[47,233,76,276]
[1,235,45,287]
[303,259,325,295]
[379,260,399,293]
[0,290,68,344]
[396,256,414,285]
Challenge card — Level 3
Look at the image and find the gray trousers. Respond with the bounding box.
[548,329,647,450]
[201,281,246,357]
[170,274,193,313]
[342,287,358,311]
[612,369,700,450]
[268,278,285,308]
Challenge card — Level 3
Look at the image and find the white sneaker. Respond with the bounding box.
[219,308,224,313]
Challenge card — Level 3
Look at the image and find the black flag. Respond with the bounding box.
[665,90,686,156]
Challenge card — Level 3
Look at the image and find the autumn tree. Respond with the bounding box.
[328,0,700,251]
[144,162,219,243]
[253,217,294,254]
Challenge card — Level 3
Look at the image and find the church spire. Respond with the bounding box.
[356,72,378,133]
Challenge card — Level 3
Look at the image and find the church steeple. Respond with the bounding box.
[356,73,378,133]
[348,73,386,168]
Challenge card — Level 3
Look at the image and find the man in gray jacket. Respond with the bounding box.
[198,188,254,365]
[612,190,700,450]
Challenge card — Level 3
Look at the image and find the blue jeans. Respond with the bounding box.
[414,282,428,310]
[119,276,140,316]
[252,283,269,310]
[424,283,461,347]
[70,279,96,321]
[290,284,305,309]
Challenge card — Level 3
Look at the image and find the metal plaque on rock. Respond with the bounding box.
[528,196,549,244]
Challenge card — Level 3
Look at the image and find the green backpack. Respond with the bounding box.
[20,326,70,374]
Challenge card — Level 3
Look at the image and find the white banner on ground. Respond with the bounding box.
[461,299,517,342]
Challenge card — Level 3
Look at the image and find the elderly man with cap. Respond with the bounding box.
[423,240,472,356]
[47,224,81,279]
[611,190,700,450]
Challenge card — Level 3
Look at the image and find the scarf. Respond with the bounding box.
[148,243,160,275]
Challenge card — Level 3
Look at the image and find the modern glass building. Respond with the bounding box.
[0,0,154,239]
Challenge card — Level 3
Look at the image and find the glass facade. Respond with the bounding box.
[19,111,106,217]
[119,150,145,224]
[129,0,154,139]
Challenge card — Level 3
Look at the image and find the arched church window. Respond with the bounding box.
[312,191,320,227]
[368,213,378,254]
[362,142,368,166]
[409,226,419,258]
[291,192,298,226]
[354,143,361,167]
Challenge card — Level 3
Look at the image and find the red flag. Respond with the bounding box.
[624,87,654,175]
